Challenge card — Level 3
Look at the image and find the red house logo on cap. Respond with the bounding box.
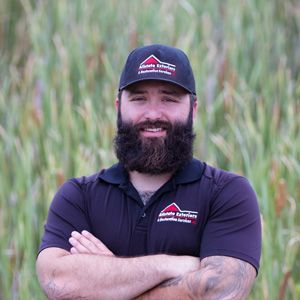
[138,55,176,76]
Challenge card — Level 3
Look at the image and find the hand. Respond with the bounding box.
[134,256,201,300]
[171,255,201,277]
[69,230,114,256]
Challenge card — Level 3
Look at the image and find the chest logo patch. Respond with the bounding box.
[157,203,198,225]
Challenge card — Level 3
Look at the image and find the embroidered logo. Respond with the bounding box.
[138,55,176,76]
[157,203,198,224]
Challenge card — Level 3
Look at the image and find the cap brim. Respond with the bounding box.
[119,77,196,95]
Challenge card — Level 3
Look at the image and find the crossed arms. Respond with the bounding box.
[36,230,256,300]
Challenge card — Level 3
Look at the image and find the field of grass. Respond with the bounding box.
[0,0,299,299]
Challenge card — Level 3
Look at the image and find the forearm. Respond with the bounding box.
[37,250,199,300]
[135,269,204,300]
[136,256,256,300]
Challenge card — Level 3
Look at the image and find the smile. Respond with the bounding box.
[143,128,163,132]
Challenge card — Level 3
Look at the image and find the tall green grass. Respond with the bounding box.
[0,0,299,299]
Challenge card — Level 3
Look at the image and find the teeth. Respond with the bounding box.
[144,128,162,132]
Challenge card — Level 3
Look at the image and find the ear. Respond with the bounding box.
[115,98,119,111]
[192,98,198,120]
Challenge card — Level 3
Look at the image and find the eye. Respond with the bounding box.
[130,96,146,102]
[162,97,178,103]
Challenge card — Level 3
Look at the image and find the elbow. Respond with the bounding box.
[38,271,77,300]
[36,248,77,299]
[36,263,75,300]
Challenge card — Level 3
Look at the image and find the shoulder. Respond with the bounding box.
[195,163,260,220]
[73,170,103,186]
[55,164,127,203]
[54,171,100,196]
[176,160,255,200]
[201,164,256,199]
[62,164,120,190]
[202,163,243,186]
[50,169,110,207]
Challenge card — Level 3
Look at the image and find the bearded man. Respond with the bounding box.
[36,44,261,300]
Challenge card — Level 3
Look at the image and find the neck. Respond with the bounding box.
[129,171,173,192]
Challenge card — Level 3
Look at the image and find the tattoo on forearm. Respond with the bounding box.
[156,256,255,300]
[196,256,256,300]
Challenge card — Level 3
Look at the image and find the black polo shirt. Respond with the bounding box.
[39,159,261,272]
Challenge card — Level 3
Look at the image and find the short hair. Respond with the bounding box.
[117,90,123,102]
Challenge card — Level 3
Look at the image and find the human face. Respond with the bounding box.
[115,80,197,139]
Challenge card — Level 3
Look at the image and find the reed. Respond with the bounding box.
[1,0,299,298]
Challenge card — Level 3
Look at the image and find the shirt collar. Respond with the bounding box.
[98,163,128,185]
[98,159,205,185]
[174,159,205,184]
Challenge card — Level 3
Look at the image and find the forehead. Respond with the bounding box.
[124,80,188,95]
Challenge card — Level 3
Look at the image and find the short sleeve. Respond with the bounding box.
[200,177,262,273]
[38,179,91,254]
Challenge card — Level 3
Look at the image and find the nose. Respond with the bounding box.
[143,101,163,120]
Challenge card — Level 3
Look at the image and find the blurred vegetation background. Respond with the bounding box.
[0,0,299,299]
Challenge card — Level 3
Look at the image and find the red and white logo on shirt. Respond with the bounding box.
[157,203,198,225]
[138,55,176,76]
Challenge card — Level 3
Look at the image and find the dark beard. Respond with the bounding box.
[114,109,195,175]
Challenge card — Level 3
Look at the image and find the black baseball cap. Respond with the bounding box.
[119,44,196,95]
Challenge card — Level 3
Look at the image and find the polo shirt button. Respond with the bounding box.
[142,213,146,218]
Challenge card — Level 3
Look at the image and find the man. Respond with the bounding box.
[36,44,261,299]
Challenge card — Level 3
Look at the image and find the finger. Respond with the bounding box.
[81,230,111,251]
[70,247,79,254]
[69,236,91,254]
[71,231,101,255]
[81,230,114,256]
